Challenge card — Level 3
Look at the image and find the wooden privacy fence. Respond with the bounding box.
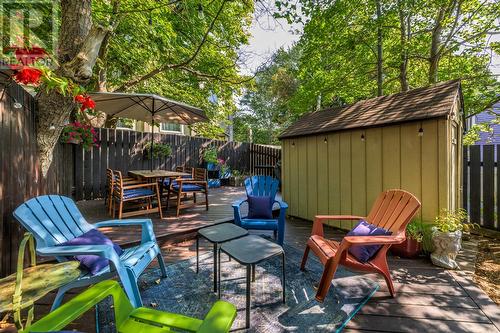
[249,145,281,177]
[463,144,499,231]
[0,83,73,276]
[73,128,282,201]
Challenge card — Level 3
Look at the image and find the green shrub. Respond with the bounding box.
[434,208,477,233]
[144,142,172,159]
[203,147,218,164]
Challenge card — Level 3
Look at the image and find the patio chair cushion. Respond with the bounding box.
[172,183,203,192]
[123,188,154,199]
[59,229,123,275]
[346,220,392,262]
[247,195,273,219]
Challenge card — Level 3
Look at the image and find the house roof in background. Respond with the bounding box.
[279,80,462,139]
[471,102,500,145]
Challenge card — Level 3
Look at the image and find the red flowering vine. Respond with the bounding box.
[74,94,96,112]
[14,67,43,85]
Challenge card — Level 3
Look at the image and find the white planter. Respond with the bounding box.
[430,229,462,269]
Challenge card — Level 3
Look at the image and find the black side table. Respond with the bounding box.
[218,235,285,329]
[196,223,248,292]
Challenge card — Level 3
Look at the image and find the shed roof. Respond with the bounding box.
[279,79,461,139]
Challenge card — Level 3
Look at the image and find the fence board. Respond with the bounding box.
[468,145,481,225]
[464,144,499,231]
[482,145,495,229]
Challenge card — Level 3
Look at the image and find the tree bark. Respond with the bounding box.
[35,0,108,176]
[375,0,383,96]
[429,7,446,84]
[398,0,409,92]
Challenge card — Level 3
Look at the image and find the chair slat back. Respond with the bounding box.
[244,175,279,200]
[106,168,114,192]
[13,195,94,248]
[366,189,421,234]
[175,166,184,173]
[194,168,207,181]
[113,170,125,197]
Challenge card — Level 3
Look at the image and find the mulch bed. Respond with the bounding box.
[473,237,500,304]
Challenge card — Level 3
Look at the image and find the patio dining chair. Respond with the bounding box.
[233,176,287,245]
[161,166,194,194]
[300,189,421,302]
[105,168,142,213]
[13,195,167,310]
[167,167,208,216]
[111,170,163,219]
[24,280,236,333]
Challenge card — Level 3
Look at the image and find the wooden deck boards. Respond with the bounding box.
[32,188,498,332]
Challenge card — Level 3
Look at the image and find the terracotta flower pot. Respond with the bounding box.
[390,238,422,258]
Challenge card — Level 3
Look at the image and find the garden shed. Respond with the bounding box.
[279,80,464,230]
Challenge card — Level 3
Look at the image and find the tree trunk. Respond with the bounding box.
[376,0,383,96]
[35,0,108,176]
[398,1,409,92]
[428,8,446,84]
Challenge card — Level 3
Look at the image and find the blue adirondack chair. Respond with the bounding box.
[233,176,288,245]
[13,195,167,311]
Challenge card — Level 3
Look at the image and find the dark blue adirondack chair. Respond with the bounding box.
[13,195,167,311]
[233,176,288,245]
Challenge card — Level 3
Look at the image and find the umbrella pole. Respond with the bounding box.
[150,118,154,172]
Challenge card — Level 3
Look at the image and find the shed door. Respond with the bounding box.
[451,124,457,210]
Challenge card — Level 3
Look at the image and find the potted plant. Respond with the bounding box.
[218,158,231,186]
[203,147,218,171]
[60,122,99,149]
[390,220,424,258]
[143,142,172,159]
[430,208,477,269]
[229,170,245,187]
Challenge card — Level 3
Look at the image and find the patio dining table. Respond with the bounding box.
[128,169,192,196]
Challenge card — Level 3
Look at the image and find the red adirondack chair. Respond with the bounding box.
[300,189,421,302]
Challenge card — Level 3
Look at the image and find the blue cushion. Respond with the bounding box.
[173,184,203,191]
[346,220,392,262]
[59,229,123,275]
[247,195,273,219]
[123,188,154,199]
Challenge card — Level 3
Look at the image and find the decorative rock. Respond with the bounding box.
[430,229,462,269]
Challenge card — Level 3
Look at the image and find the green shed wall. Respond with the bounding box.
[281,116,463,229]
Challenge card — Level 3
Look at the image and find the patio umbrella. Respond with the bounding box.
[90,92,207,171]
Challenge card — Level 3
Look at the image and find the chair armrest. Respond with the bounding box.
[232,199,248,226]
[37,245,121,268]
[122,183,157,190]
[231,199,247,208]
[343,235,405,246]
[26,281,132,332]
[129,308,203,332]
[274,200,288,210]
[311,215,365,237]
[94,219,156,243]
[197,300,237,333]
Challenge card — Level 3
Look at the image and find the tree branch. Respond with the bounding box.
[115,0,229,91]
[178,65,254,84]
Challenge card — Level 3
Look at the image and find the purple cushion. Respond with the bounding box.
[346,220,392,262]
[59,229,123,275]
[247,195,273,219]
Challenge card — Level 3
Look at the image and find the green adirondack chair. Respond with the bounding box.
[23,280,237,333]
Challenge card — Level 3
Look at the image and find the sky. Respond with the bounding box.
[239,16,301,75]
